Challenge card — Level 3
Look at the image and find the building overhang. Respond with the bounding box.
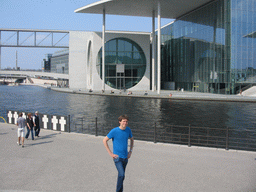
[75,0,215,19]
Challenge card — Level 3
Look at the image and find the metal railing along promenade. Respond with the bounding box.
[72,117,256,152]
[6,110,256,152]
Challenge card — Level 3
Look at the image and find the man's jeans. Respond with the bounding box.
[35,126,40,137]
[114,157,128,192]
[25,127,34,140]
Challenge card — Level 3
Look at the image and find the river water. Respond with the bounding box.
[1,85,256,130]
[2,85,256,150]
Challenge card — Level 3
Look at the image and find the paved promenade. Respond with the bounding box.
[1,123,256,192]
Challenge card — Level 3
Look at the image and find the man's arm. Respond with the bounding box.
[103,136,118,159]
[128,137,134,159]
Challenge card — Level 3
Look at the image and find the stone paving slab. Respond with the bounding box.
[1,123,256,192]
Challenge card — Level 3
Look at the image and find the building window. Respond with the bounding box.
[97,38,146,89]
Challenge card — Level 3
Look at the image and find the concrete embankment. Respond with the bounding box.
[1,123,255,192]
[19,81,256,102]
[50,87,256,102]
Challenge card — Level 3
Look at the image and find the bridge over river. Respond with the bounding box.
[0,70,69,85]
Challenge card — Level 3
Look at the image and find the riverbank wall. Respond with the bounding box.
[50,87,256,103]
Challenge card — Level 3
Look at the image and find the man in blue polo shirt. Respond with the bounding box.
[103,115,134,192]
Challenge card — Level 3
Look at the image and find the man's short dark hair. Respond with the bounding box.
[19,113,22,117]
[118,115,129,122]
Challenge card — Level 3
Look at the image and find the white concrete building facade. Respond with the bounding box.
[69,31,151,91]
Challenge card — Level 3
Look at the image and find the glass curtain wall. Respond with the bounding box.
[231,0,256,94]
[97,38,146,89]
[161,0,232,94]
[51,54,69,74]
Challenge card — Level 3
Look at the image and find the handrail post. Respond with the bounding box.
[226,126,229,150]
[207,127,209,146]
[154,122,157,143]
[82,118,84,133]
[95,117,98,136]
[171,125,173,141]
[188,124,191,147]
[68,115,70,133]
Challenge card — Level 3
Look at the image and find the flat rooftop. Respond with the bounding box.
[75,0,215,19]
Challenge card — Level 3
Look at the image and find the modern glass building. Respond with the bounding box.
[51,49,69,74]
[161,0,256,94]
[72,0,256,94]
[42,54,52,72]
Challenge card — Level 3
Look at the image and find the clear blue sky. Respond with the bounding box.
[0,0,173,69]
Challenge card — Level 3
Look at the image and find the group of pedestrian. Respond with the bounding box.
[16,111,40,148]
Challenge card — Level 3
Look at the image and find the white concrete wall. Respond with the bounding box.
[69,31,151,91]
[241,86,256,97]
[69,31,93,89]
[90,32,102,91]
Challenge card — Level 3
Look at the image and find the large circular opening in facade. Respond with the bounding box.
[97,38,146,89]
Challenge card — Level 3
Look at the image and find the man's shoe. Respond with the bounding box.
[17,142,21,146]
[22,145,24,148]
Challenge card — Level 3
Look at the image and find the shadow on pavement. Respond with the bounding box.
[0,132,8,135]
[25,140,54,147]
[24,133,60,147]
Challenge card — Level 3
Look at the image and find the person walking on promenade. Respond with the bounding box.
[16,113,25,147]
[34,111,40,137]
[103,115,134,192]
[25,113,35,140]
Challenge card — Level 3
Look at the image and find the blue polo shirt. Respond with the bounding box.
[107,127,133,158]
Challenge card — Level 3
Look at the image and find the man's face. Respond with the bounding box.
[119,119,128,129]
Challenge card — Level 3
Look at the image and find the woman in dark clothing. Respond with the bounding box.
[25,113,35,140]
